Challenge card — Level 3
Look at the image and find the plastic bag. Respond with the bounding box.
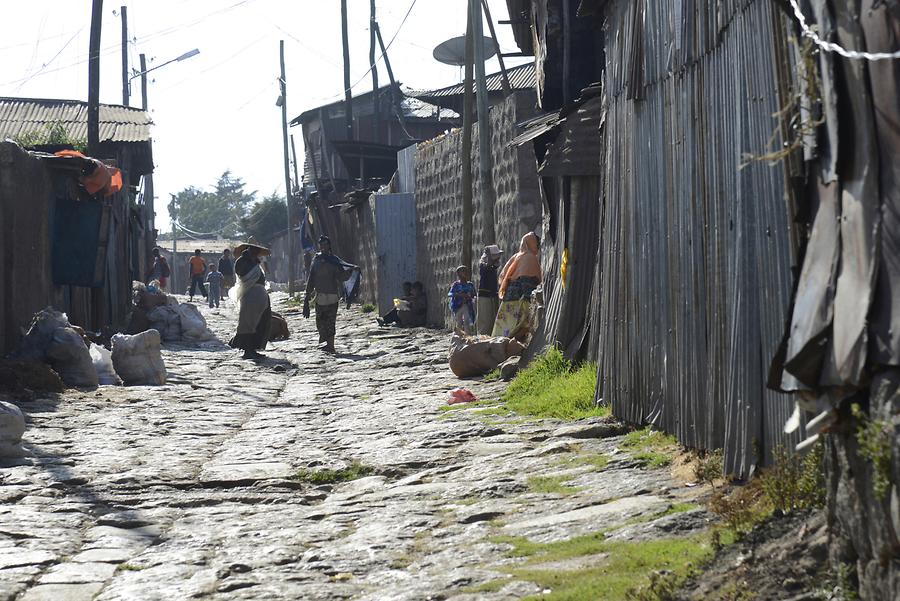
[447,388,478,405]
[10,307,72,362]
[90,343,122,386]
[111,330,167,386]
[46,327,98,388]
[0,401,26,457]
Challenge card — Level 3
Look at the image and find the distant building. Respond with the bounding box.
[408,62,537,114]
[290,83,458,196]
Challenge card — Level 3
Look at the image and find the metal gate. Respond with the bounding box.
[375,193,417,315]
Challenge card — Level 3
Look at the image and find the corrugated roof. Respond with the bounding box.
[409,62,536,100]
[0,97,152,143]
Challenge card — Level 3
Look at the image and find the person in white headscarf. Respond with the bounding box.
[228,241,272,360]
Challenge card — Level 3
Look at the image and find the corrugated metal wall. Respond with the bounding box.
[375,193,417,316]
[596,0,803,477]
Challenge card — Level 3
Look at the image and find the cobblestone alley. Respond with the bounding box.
[1,295,709,600]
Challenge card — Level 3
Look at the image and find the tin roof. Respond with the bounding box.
[409,62,536,102]
[0,97,152,143]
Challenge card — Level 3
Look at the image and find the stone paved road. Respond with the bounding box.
[1,294,708,600]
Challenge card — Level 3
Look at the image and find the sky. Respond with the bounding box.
[0,0,530,232]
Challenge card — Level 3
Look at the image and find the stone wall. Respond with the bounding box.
[414,91,542,328]
[825,373,900,600]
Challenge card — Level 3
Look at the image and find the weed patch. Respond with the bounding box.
[852,403,893,500]
[360,303,376,313]
[498,534,713,601]
[527,474,582,496]
[290,461,374,484]
[502,347,605,420]
[622,427,679,469]
[483,368,502,382]
[562,453,610,471]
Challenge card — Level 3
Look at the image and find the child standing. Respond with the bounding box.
[448,265,476,335]
[205,267,224,308]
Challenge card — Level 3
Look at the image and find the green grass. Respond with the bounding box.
[621,427,679,469]
[483,368,502,382]
[490,532,608,560]
[527,474,583,496]
[561,453,610,471]
[513,536,713,601]
[290,461,374,484]
[116,563,146,572]
[361,303,376,313]
[502,347,606,420]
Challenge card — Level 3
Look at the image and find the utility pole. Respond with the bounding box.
[374,23,406,132]
[480,0,511,95]
[461,2,475,270]
[280,40,297,296]
[88,0,103,155]
[171,200,178,294]
[120,5,129,105]
[472,0,496,244]
[139,53,148,110]
[340,0,353,140]
[369,0,379,139]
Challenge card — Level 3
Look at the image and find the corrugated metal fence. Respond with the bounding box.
[595,0,803,477]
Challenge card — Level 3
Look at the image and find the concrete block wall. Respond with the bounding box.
[414,91,542,328]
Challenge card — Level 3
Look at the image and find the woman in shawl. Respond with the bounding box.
[228,241,272,359]
[491,232,541,340]
[476,244,503,335]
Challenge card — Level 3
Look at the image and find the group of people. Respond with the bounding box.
[147,247,236,308]
[449,232,542,341]
[145,230,541,360]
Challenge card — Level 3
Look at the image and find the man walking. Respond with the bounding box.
[188,249,208,302]
[218,249,234,300]
[148,247,170,291]
[303,235,357,353]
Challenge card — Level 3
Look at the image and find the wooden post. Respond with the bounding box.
[340,0,354,140]
[472,0,496,244]
[139,53,148,110]
[461,2,474,270]
[369,0,379,139]
[374,23,407,132]
[120,5,129,106]
[88,0,103,156]
[480,0,511,96]
[280,41,297,295]
[562,0,571,105]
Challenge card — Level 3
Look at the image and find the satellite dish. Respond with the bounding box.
[432,35,496,66]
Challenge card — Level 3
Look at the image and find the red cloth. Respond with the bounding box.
[54,150,123,196]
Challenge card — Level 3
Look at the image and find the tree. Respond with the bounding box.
[168,171,256,238]
[240,192,290,246]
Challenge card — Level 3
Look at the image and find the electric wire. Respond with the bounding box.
[787,0,900,60]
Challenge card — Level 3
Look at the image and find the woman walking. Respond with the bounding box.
[492,233,542,341]
[229,240,272,360]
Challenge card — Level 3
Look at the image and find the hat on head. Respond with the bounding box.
[233,236,271,257]
[318,234,331,244]
[485,244,503,257]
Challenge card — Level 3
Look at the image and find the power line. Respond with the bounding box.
[787,0,900,60]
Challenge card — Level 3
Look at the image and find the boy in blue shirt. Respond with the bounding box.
[448,265,476,335]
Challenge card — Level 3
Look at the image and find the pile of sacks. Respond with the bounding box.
[12,308,166,388]
[131,282,215,343]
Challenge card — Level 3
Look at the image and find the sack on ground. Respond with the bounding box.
[10,307,72,362]
[111,330,167,386]
[46,327,98,388]
[90,343,122,386]
[146,305,182,341]
[0,401,26,458]
[176,304,215,341]
[448,334,525,378]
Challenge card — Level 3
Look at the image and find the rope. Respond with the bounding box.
[787,0,900,61]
